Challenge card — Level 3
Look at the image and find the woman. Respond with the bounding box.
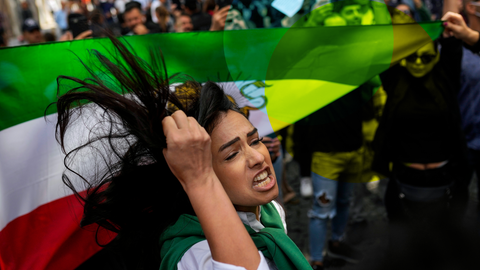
[51,37,311,269]
[155,6,174,33]
[372,33,471,225]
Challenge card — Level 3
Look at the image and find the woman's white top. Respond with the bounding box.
[177,200,287,270]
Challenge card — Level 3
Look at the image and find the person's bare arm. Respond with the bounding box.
[443,0,461,15]
[442,11,479,45]
[162,110,260,269]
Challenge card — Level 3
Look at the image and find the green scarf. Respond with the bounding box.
[159,202,311,269]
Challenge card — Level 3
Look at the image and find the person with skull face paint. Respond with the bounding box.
[372,28,472,230]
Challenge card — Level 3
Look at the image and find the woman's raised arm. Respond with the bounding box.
[162,110,261,270]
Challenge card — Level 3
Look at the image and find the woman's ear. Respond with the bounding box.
[400,59,407,67]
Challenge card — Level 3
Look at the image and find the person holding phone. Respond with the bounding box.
[59,13,92,41]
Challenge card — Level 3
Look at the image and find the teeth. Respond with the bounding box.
[253,170,271,188]
[254,171,268,182]
[254,177,271,188]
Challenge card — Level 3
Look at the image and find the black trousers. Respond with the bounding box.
[382,161,478,270]
[385,160,471,224]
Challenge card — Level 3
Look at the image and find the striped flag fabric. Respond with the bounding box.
[0,22,443,269]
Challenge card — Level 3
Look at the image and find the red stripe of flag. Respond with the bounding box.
[0,191,116,270]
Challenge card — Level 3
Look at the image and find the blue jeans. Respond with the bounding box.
[308,172,354,262]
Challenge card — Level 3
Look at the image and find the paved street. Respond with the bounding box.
[283,160,480,269]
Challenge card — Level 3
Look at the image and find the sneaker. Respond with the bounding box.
[300,176,313,197]
[327,240,362,264]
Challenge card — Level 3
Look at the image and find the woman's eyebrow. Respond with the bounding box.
[218,128,257,153]
[247,128,258,137]
[219,137,240,152]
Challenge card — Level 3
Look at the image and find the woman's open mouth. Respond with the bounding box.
[253,170,271,187]
[252,169,276,191]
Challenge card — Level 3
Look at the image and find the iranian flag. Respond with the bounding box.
[0,22,442,269]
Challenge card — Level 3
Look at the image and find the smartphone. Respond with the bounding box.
[68,14,90,38]
[215,0,231,9]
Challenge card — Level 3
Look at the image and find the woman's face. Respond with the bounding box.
[210,110,278,213]
[404,42,439,78]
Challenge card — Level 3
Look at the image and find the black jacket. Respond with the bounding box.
[372,37,468,176]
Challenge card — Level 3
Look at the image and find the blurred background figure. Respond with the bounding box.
[151,0,172,23]
[53,1,69,34]
[174,13,193,32]
[410,0,433,21]
[155,5,174,33]
[395,0,433,21]
[224,8,248,30]
[58,13,92,41]
[184,0,212,31]
[97,0,115,26]
[43,31,56,42]
[89,8,112,37]
[122,1,160,35]
[203,0,217,16]
[21,18,43,44]
[326,0,363,26]
[307,0,390,27]
[305,0,334,26]
[20,1,33,22]
[391,3,417,24]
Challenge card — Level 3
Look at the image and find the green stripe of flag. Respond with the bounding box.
[0,22,443,132]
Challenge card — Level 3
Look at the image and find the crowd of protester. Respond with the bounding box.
[0,0,233,46]
[2,0,480,269]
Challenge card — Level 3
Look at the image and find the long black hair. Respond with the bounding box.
[48,36,240,269]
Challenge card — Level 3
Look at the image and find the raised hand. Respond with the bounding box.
[442,11,479,45]
[162,110,216,191]
[210,5,231,31]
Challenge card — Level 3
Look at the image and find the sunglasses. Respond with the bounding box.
[405,53,437,64]
[398,9,411,16]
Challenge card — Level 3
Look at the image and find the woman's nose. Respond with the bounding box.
[247,147,265,168]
